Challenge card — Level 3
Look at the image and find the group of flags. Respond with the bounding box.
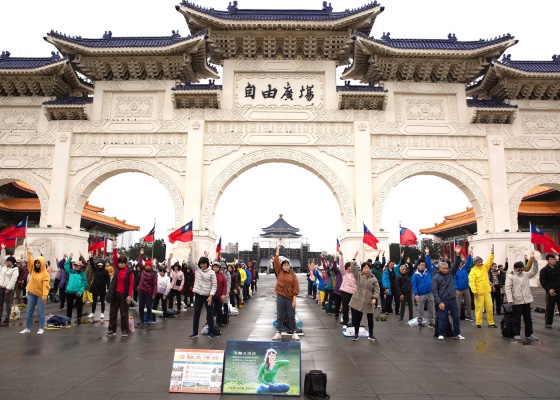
[359,223,418,250]
[0,217,27,247]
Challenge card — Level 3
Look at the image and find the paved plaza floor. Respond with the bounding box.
[0,273,559,400]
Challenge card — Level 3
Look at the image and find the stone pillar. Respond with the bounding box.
[486,135,511,233]
[353,121,373,231]
[184,119,205,230]
[46,129,73,228]
[166,229,217,264]
[339,231,389,263]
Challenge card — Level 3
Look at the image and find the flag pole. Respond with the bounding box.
[23,215,28,249]
[151,219,155,260]
[399,221,402,257]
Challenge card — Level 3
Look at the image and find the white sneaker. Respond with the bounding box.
[88,313,94,318]
[343,325,348,329]
[453,335,465,340]
[37,329,44,335]
[438,335,444,340]
[20,328,30,334]
[528,334,539,340]
[272,332,282,340]
[513,335,522,340]
[292,333,300,341]
[100,313,104,320]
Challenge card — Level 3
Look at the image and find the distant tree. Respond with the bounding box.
[118,239,166,262]
[389,239,442,263]
[220,252,237,263]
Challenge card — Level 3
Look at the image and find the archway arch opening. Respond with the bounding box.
[0,171,49,229]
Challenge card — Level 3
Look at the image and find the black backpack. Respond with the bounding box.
[304,370,330,399]
[500,304,515,338]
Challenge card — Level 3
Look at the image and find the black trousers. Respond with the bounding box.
[323,289,332,311]
[108,292,129,333]
[192,293,214,335]
[400,292,414,321]
[138,292,153,323]
[213,298,223,324]
[243,283,250,301]
[153,293,168,316]
[332,293,342,318]
[512,303,533,337]
[66,293,83,321]
[351,308,374,337]
[0,287,14,321]
[340,291,352,325]
[58,285,67,309]
[311,284,317,300]
[168,289,182,310]
[91,292,106,314]
[251,280,257,293]
[545,291,560,326]
[491,286,502,314]
[383,294,394,313]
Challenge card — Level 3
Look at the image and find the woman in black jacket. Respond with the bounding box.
[228,264,240,308]
[88,259,110,320]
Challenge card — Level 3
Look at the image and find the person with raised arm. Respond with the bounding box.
[187,245,217,339]
[106,240,134,337]
[455,246,474,321]
[412,247,435,329]
[338,250,357,329]
[0,243,19,325]
[272,243,300,341]
[20,244,50,335]
[63,251,89,325]
[331,254,343,322]
[468,244,497,328]
[371,251,385,310]
[348,257,380,341]
[505,252,539,340]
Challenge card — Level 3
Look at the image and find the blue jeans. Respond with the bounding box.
[256,383,290,394]
[26,292,45,329]
[437,297,460,337]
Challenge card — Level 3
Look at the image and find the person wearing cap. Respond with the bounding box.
[539,252,560,329]
[505,252,539,340]
[187,244,217,339]
[136,248,158,326]
[272,244,300,341]
[0,244,19,324]
[20,244,50,335]
[63,252,89,325]
[88,258,110,320]
[168,261,185,311]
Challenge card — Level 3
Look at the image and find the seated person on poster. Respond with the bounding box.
[256,349,290,394]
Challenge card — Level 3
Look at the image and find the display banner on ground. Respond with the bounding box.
[222,340,301,396]
[169,349,224,393]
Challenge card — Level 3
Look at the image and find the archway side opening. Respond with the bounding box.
[509,175,560,233]
[201,148,355,232]
[65,160,184,230]
[373,162,494,235]
[0,171,49,228]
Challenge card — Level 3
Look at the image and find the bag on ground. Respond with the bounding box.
[304,369,330,399]
[500,304,515,338]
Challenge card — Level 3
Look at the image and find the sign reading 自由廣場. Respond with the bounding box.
[169,349,224,393]
[222,340,301,396]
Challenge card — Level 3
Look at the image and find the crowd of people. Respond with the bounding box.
[0,240,559,345]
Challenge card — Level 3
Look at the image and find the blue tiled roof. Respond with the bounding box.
[46,30,205,48]
[466,97,517,109]
[43,95,93,105]
[337,83,387,92]
[262,215,299,233]
[498,54,560,73]
[173,82,222,91]
[180,0,380,21]
[356,31,515,51]
[0,51,66,69]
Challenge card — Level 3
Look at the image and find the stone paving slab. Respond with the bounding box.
[0,273,559,399]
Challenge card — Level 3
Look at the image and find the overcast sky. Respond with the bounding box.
[3,0,556,252]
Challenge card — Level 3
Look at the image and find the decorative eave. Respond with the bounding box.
[467,97,517,124]
[337,82,387,110]
[172,81,221,108]
[176,1,384,34]
[43,95,93,120]
[262,214,300,233]
[466,55,560,100]
[44,30,218,82]
[342,32,517,83]
[260,232,302,238]
[0,51,93,97]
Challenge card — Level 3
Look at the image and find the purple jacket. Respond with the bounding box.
[332,261,343,296]
[57,258,69,288]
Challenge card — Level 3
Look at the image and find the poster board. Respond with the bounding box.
[222,341,301,396]
[169,349,224,393]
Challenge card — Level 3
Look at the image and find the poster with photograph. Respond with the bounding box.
[223,341,301,396]
[169,349,224,393]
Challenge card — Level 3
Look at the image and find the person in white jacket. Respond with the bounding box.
[187,245,217,339]
[505,253,539,341]
[0,244,19,324]
[154,267,172,319]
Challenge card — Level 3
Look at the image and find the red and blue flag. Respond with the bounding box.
[216,236,222,259]
[169,221,193,244]
[88,235,106,252]
[336,238,340,252]
[0,217,27,239]
[143,224,155,243]
[399,226,417,246]
[363,223,379,249]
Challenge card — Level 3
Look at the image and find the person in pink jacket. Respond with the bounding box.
[168,262,185,311]
[338,250,358,329]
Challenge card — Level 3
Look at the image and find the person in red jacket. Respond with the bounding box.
[212,261,227,328]
[106,245,135,337]
[136,248,158,326]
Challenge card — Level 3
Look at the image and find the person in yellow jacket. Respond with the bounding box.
[237,263,247,307]
[468,244,497,328]
[20,244,50,335]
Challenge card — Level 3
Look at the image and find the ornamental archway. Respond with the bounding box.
[64,160,184,230]
[373,162,494,234]
[201,148,355,232]
[0,171,49,228]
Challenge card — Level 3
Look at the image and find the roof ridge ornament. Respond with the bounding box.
[102,31,113,39]
[50,51,61,61]
[447,33,457,42]
[501,53,512,63]
[227,1,238,13]
[171,30,181,38]
[553,54,560,63]
[381,32,390,40]
[0,51,10,59]
[322,1,333,14]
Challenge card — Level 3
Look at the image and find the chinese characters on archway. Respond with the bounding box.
[245,82,314,102]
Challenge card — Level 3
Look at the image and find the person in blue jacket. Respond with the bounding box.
[64,253,89,325]
[243,264,252,302]
[454,246,473,321]
[312,266,324,303]
[382,260,400,314]
[412,247,435,329]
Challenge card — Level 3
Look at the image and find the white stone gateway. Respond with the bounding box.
[1,1,559,264]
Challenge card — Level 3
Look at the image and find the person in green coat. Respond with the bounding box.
[64,253,89,325]
[256,349,290,394]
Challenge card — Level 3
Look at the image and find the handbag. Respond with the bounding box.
[175,279,182,286]
[304,370,330,399]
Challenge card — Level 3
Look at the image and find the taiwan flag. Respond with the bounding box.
[216,236,222,260]
[169,221,193,244]
[530,223,559,253]
[363,223,379,249]
[336,238,340,253]
[399,226,418,246]
[88,235,106,252]
[0,237,16,247]
[454,238,467,258]
[0,217,27,239]
[143,224,155,243]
